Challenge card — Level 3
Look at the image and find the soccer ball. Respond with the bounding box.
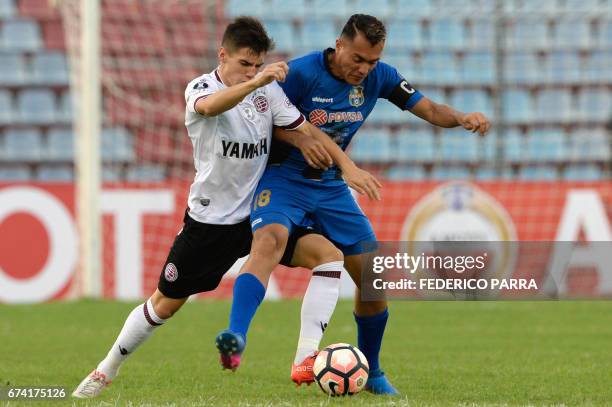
[313,343,369,396]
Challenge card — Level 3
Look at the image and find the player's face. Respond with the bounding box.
[334,32,384,85]
[218,47,265,86]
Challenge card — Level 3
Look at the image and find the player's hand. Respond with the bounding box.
[251,62,289,88]
[342,165,382,201]
[295,136,333,170]
[458,112,491,136]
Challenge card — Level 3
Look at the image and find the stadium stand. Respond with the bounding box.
[0,0,609,182]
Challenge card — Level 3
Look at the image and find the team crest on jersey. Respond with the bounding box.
[349,86,365,107]
[253,95,269,113]
[309,109,328,126]
[164,263,178,282]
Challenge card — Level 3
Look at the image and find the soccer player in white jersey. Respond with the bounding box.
[72,17,381,398]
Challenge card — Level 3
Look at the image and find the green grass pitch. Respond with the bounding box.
[1,300,611,406]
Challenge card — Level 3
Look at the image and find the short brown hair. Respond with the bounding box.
[340,14,386,46]
[222,16,274,54]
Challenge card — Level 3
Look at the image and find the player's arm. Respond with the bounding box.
[293,122,382,201]
[195,62,289,116]
[273,127,333,170]
[410,98,491,136]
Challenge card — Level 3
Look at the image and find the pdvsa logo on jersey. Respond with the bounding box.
[253,95,269,113]
[349,86,365,107]
[164,263,178,282]
[309,109,328,126]
[400,182,518,297]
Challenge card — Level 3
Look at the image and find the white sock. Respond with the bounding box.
[96,298,167,379]
[294,261,342,364]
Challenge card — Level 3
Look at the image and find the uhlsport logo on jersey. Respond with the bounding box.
[164,263,178,282]
[400,182,518,297]
[349,86,365,107]
[253,95,269,113]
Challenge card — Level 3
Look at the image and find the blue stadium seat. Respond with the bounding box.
[3,127,43,161]
[31,52,69,86]
[461,51,495,84]
[265,21,294,53]
[395,130,435,162]
[577,88,611,121]
[102,127,135,162]
[505,0,558,14]
[502,89,532,123]
[429,19,465,49]
[585,51,611,83]
[505,19,549,50]
[0,90,14,124]
[526,129,568,161]
[126,164,166,182]
[102,166,122,182]
[502,129,525,162]
[386,20,423,51]
[475,165,516,180]
[383,54,419,81]
[468,19,494,49]
[368,100,404,124]
[598,20,611,48]
[0,53,26,85]
[311,0,348,18]
[439,130,478,162]
[450,89,493,118]
[36,165,73,182]
[268,0,306,18]
[16,88,56,124]
[349,128,393,163]
[58,91,73,123]
[563,164,604,181]
[0,165,31,181]
[534,89,573,123]
[385,165,427,180]
[479,131,498,161]
[46,128,74,161]
[421,51,459,84]
[562,0,603,12]
[1,19,41,51]
[553,19,591,49]
[518,166,559,180]
[0,0,16,19]
[394,0,432,17]
[354,0,392,19]
[431,165,471,179]
[225,0,265,18]
[505,52,541,84]
[420,87,445,104]
[300,20,336,51]
[544,51,582,84]
[568,129,610,161]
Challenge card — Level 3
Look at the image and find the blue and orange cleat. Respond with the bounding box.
[215,329,245,371]
[365,369,400,395]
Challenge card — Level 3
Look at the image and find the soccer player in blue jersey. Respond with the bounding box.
[217,14,490,394]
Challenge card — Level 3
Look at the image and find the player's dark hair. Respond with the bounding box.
[340,14,386,45]
[222,16,274,54]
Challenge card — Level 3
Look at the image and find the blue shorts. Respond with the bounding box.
[250,166,377,255]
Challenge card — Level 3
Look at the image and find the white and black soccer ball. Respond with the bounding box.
[313,343,369,396]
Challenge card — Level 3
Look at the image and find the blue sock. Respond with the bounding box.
[229,273,266,340]
[354,308,388,373]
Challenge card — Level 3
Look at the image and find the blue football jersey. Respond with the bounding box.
[271,48,424,179]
